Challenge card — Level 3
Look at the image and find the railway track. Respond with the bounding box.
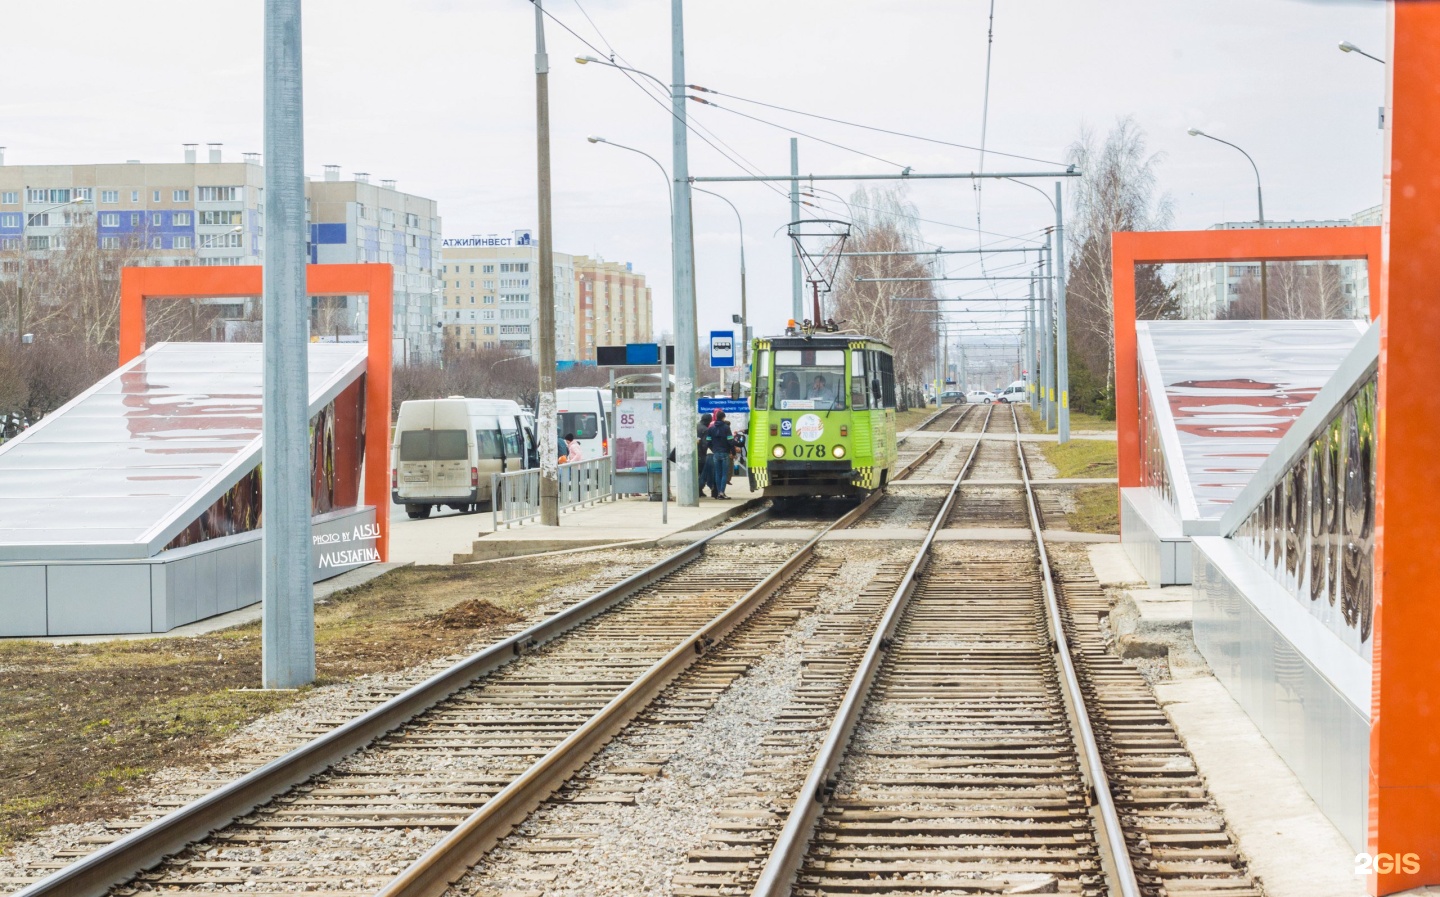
[13,404,1253,897]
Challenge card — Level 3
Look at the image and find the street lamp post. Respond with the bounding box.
[14,196,86,341]
[1339,40,1386,64]
[1188,127,1268,319]
[691,186,747,371]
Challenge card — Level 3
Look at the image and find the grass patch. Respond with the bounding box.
[0,554,628,853]
[1042,439,1118,479]
[1019,405,1116,433]
[1069,485,1120,534]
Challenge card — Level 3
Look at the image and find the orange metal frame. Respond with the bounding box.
[1110,226,1380,490]
[1369,4,1440,894]
[118,264,393,561]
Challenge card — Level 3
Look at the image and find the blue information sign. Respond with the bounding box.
[709,330,735,368]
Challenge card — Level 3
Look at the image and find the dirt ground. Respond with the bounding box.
[0,550,657,853]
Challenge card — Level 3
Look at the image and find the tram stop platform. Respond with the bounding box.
[389,476,761,565]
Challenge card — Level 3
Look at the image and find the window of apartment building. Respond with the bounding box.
[1,192,17,205]
[172,258,192,267]
[152,213,163,227]
[99,236,120,250]
[405,212,419,227]
[27,188,70,203]
[131,190,139,202]
[173,189,190,202]
[380,208,394,227]
[0,214,18,228]
[483,280,494,289]
[468,326,476,336]
[152,236,164,249]
[130,213,140,226]
[200,210,243,226]
[200,256,244,266]
[26,213,49,227]
[482,309,495,320]
[26,236,49,251]
[174,235,192,249]
[484,295,495,304]
[356,202,367,219]
[482,264,494,273]
[408,234,416,247]
[469,265,475,273]
[100,190,118,204]
[469,296,475,304]
[173,211,191,226]
[198,186,239,202]
[74,188,92,201]
[484,326,495,335]
[2,255,19,267]
[201,232,242,248]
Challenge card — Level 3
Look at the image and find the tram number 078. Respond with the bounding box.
[791,443,830,459]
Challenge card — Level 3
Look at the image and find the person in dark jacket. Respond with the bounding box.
[704,410,733,499]
[696,412,713,496]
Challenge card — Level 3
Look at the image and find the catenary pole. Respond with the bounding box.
[789,138,802,321]
[671,0,698,506]
[1027,280,1037,410]
[261,0,314,689]
[535,0,559,525]
[1044,240,1056,431]
[1054,183,1070,443]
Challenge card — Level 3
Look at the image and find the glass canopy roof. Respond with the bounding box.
[1139,320,1365,520]
[0,342,367,559]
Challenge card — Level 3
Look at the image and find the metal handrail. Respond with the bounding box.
[491,456,615,530]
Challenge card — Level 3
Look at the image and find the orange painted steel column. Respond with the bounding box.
[1369,3,1440,893]
[362,265,392,563]
[1112,235,1141,492]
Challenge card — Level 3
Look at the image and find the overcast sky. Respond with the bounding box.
[3,0,1386,344]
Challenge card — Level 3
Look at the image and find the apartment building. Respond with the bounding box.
[0,146,442,361]
[572,256,653,362]
[439,233,577,362]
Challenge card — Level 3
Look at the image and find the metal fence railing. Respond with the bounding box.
[491,456,615,530]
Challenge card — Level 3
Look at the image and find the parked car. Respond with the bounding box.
[966,389,996,404]
[939,390,966,405]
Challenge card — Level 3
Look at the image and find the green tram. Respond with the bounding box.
[747,332,900,498]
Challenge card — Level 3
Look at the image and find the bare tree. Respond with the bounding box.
[1223,262,1350,320]
[1065,117,1176,414]
[827,186,937,402]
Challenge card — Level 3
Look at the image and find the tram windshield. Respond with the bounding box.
[773,348,846,410]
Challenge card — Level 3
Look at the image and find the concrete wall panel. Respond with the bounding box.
[0,566,48,637]
[47,564,151,636]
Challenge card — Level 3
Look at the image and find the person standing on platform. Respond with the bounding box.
[704,410,733,500]
[697,412,713,497]
[565,432,584,463]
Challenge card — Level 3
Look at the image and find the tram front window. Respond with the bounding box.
[774,349,846,410]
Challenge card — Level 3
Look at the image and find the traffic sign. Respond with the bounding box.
[710,330,735,368]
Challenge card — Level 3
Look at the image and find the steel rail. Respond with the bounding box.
[1014,405,1143,897]
[374,486,890,897]
[749,403,993,897]
[893,403,976,481]
[14,506,773,897]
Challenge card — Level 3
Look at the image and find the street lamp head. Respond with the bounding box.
[1186,127,1204,137]
[1339,40,1357,53]
[586,135,605,144]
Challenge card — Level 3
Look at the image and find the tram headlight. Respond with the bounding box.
[832,444,846,459]
[772,444,786,458]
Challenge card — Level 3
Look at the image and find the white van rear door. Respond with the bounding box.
[396,403,436,497]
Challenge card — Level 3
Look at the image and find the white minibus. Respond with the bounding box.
[555,387,610,461]
[391,397,538,519]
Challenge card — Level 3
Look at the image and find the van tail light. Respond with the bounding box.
[470,467,479,487]
[391,469,397,489]
[769,425,778,436]
[602,438,609,455]
[840,426,848,437]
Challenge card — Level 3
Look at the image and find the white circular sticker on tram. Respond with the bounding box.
[797,413,824,442]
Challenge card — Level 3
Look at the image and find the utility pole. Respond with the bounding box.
[1027,280,1037,410]
[535,0,559,525]
[261,0,314,689]
[1055,183,1070,443]
[671,0,699,507]
[789,138,802,322]
[1043,240,1056,431]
